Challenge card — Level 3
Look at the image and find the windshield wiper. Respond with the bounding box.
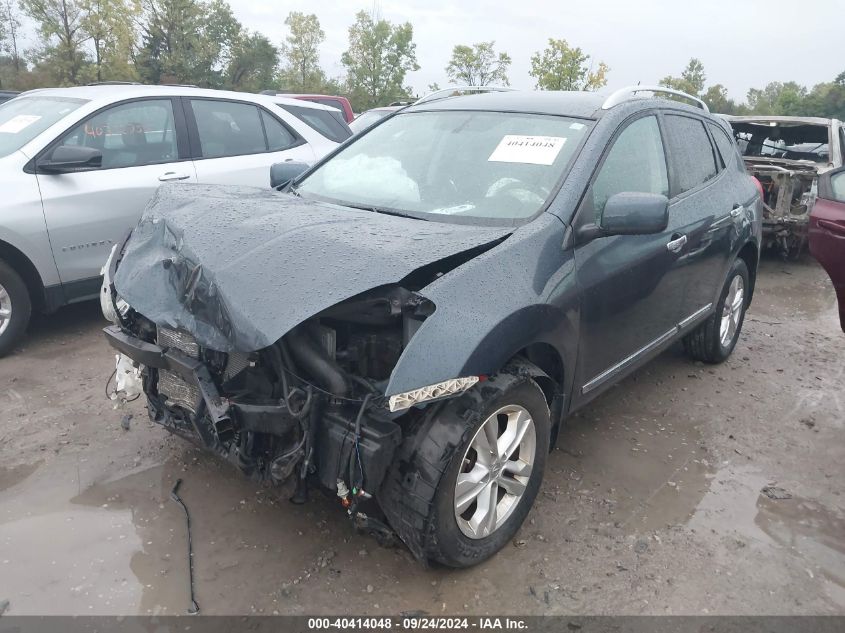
[344,203,428,221]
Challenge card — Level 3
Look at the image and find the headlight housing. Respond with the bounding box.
[388,376,480,412]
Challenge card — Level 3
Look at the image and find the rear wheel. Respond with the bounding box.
[0,259,31,358]
[683,258,749,363]
[379,370,550,567]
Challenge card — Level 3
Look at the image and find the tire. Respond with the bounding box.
[683,258,749,364]
[379,369,550,568]
[0,259,32,358]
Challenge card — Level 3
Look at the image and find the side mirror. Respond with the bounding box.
[270,161,309,190]
[600,192,669,236]
[39,145,103,173]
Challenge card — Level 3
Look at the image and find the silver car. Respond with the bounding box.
[0,84,348,355]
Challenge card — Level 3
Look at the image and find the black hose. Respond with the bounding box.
[169,479,199,615]
[286,325,349,397]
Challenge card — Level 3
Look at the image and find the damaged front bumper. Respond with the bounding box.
[102,325,402,492]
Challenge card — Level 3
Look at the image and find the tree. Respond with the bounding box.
[226,30,277,92]
[445,41,510,86]
[804,80,845,120]
[701,83,743,114]
[279,11,325,92]
[341,10,418,110]
[136,0,240,87]
[528,38,608,91]
[21,0,91,85]
[1,0,23,75]
[746,81,808,116]
[80,0,140,82]
[659,57,706,96]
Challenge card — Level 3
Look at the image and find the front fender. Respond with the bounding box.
[385,213,579,401]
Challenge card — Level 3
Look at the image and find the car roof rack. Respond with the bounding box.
[413,85,515,107]
[602,85,709,112]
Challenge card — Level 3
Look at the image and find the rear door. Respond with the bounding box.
[573,112,685,400]
[660,113,736,326]
[810,167,845,331]
[187,98,315,187]
[36,97,194,288]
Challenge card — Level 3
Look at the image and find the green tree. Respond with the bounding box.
[279,11,325,92]
[701,83,742,114]
[1,0,23,76]
[528,38,608,91]
[226,30,277,92]
[804,79,845,120]
[445,41,510,86]
[341,10,418,110]
[21,0,91,85]
[80,0,140,82]
[746,81,808,115]
[659,57,706,96]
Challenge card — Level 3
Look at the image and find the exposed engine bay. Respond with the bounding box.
[729,118,835,257]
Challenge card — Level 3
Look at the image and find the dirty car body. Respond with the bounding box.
[724,115,844,257]
[103,89,762,567]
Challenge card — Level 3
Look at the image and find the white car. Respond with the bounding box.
[0,84,348,355]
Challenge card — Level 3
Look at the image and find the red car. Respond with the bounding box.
[809,166,845,331]
[261,91,355,123]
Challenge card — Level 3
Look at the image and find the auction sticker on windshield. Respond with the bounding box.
[488,135,567,165]
[0,114,42,134]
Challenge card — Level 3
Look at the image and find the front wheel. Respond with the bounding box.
[379,370,550,567]
[684,258,749,363]
[0,259,32,358]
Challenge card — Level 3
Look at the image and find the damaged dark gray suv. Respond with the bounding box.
[102,86,762,567]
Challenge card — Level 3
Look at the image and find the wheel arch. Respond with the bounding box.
[0,239,47,312]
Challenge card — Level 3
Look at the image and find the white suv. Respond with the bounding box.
[0,84,348,355]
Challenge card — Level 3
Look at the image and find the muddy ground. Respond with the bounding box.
[1,255,843,616]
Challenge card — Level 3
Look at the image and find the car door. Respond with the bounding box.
[187,98,315,187]
[810,166,845,331]
[35,97,194,288]
[659,114,736,325]
[572,113,685,401]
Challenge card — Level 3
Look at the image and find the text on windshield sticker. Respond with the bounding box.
[488,135,567,166]
[0,115,42,134]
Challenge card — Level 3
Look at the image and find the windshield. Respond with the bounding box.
[297,110,591,224]
[349,109,392,133]
[732,121,830,163]
[0,96,88,159]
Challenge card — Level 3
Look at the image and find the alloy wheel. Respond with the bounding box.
[0,282,11,337]
[720,275,744,347]
[454,404,536,539]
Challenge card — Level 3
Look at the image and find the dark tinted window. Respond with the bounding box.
[665,115,718,194]
[310,98,343,111]
[261,110,298,151]
[279,104,351,143]
[59,99,177,168]
[191,100,266,158]
[708,122,737,169]
[592,115,668,216]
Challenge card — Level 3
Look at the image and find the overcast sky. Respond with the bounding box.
[228,0,840,101]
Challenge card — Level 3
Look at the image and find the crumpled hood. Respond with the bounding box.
[114,183,512,352]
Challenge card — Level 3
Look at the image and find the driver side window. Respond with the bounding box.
[57,99,178,169]
[592,115,668,219]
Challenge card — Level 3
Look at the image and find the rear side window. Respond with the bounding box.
[664,115,718,194]
[708,122,738,169]
[592,115,669,216]
[191,100,266,158]
[58,99,177,169]
[309,98,343,112]
[261,110,298,151]
[279,104,351,143]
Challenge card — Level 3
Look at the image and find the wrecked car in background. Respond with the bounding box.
[724,115,844,257]
[102,87,761,567]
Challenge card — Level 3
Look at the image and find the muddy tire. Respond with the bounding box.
[683,258,749,364]
[379,369,550,568]
[0,259,31,358]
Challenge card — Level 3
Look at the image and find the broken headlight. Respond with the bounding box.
[387,376,480,412]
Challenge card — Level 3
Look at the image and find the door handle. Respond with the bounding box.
[730,204,744,219]
[818,219,845,237]
[159,172,191,182]
[666,234,687,253]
